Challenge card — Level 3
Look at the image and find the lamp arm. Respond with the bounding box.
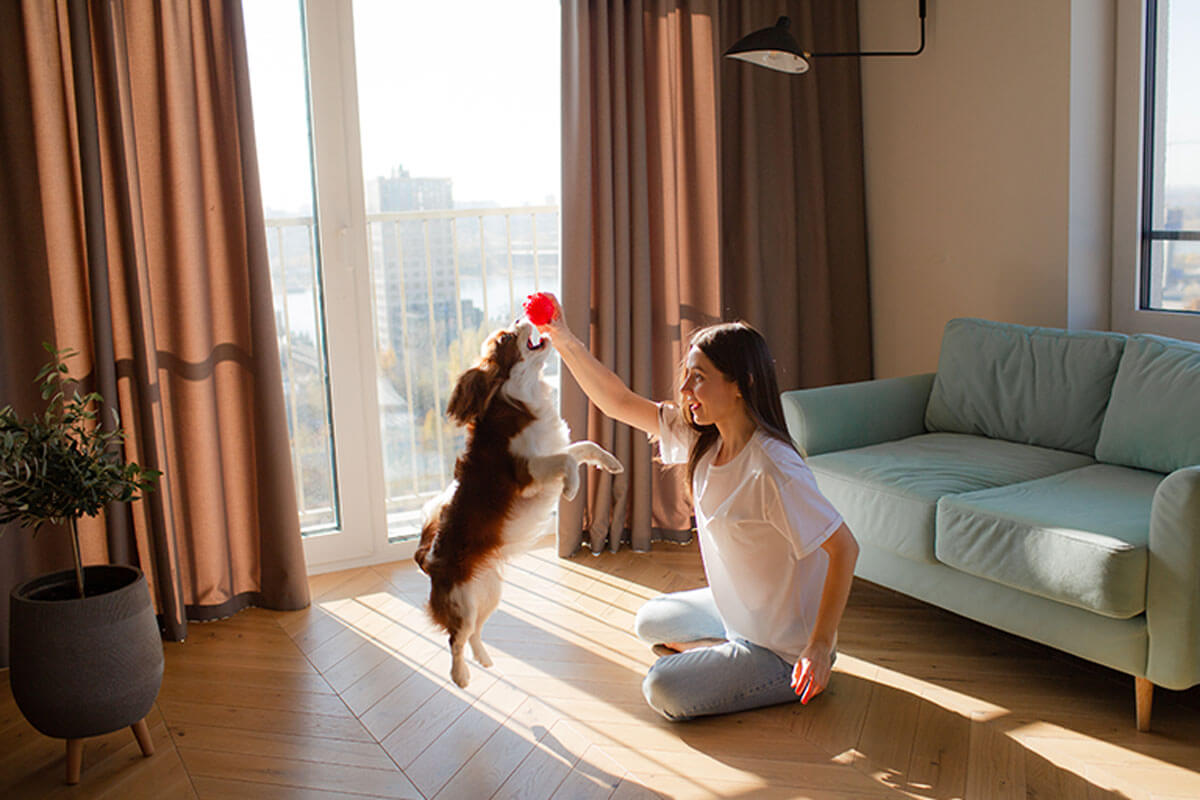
[811,0,926,59]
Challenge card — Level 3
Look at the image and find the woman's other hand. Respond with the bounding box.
[791,641,834,704]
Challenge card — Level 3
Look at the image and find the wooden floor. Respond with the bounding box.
[3,537,1200,799]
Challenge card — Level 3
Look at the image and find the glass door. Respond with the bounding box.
[351,0,562,541]
[242,0,561,571]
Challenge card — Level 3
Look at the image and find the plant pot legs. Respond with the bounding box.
[62,715,154,784]
[131,717,154,756]
[65,739,83,785]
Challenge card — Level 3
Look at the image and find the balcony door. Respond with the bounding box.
[242,0,561,572]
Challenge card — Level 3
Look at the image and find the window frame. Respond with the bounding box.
[1111,0,1200,339]
[294,0,418,572]
[1139,0,1200,314]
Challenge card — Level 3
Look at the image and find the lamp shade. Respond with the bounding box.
[724,16,809,74]
[726,3,927,75]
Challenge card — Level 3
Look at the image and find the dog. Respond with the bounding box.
[414,319,623,688]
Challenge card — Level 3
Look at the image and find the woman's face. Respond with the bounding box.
[681,347,742,427]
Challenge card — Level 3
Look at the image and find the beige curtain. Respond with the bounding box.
[719,0,873,390]
[560,0,871,555]
[0,0,309,665]
[561,0,722,555]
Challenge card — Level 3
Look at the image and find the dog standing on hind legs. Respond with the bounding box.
[414,319,623,688]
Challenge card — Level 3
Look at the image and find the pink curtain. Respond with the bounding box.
[560,0,871,555]
[561,0,723,554]
[0,0,309,664]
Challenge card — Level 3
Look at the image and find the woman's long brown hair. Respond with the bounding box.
[679,321,800,490]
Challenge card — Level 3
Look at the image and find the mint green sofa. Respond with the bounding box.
[782,318,1200,730]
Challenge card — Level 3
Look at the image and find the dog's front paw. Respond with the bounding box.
[562,465,581,501]
[595,450,623,474]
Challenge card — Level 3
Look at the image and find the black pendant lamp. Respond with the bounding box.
[725,0,927,74]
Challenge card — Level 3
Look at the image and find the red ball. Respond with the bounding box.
[523,292,558,325]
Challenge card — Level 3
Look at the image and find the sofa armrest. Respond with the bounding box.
[1146,465,1200,690]
[781,373,934,456]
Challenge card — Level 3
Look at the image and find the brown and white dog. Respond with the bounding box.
[415,319,622,688]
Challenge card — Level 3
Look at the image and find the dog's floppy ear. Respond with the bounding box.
[447,364,499,425]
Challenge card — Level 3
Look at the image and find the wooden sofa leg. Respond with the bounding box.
[1135,677,1153,732]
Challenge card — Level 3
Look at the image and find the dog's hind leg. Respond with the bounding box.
[447,586,478,688]
[449,625,472,688]
[468,569,502,669]
[468,632,492,669]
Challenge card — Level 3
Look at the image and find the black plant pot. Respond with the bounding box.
[9,564,164,740]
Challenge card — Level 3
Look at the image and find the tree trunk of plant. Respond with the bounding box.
[68,518,85,598]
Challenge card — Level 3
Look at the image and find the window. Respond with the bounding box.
[1142,0,1200,313]
[242,0,340,535]
[243,0,561,569]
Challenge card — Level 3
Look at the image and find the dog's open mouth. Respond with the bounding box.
[526,336,547,351]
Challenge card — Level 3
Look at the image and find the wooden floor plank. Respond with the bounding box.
[902,695,971,799]
[157,676,354,717]
[610,776,670,800]
[965,718,1026,800]
[378,671,499,768]
[491,718,590,800]
[597,743,905,795]
[322,639,397,695]
[431,696,555,800]
[358,667,451,743]
[855,681,923,786]
[158,699,375,743]
[177,747,421,799]
[163,660,334,695]
[190,775,395,800]
[548,743,627,800]
[91,736,197,800]
[166,723,397,770]
[404,676,530,797]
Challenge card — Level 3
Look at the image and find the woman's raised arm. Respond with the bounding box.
[535,295,660,435]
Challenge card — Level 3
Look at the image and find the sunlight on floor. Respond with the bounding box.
[294,539,1200,800]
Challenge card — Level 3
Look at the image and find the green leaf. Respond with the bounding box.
[0,344,158,553]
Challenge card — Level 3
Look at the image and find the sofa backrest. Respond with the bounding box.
[1095,334,1200,474]
[924,318,1127,455]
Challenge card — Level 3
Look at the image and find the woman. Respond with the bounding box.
[536,296,859,721]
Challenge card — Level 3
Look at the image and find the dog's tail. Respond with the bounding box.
[427,575,464,638]
[414,520,435,574]
[416,521,462,636]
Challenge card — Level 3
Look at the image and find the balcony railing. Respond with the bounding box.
[264,205,560,538]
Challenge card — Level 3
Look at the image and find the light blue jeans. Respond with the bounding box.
[633,587,803,721]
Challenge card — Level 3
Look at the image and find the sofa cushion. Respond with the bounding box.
[924,318,1127,455]
[808,433,1094,564]
[936,464,1162,619]
[1095,334,1200,474]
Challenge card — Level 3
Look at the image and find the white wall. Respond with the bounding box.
[858,0,1117,378]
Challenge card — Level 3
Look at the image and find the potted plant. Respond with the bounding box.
[1,344,163,784]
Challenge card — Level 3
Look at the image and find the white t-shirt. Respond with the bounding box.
[657,402,845,663]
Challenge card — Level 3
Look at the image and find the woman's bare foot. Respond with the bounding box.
[665,638,725,652]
